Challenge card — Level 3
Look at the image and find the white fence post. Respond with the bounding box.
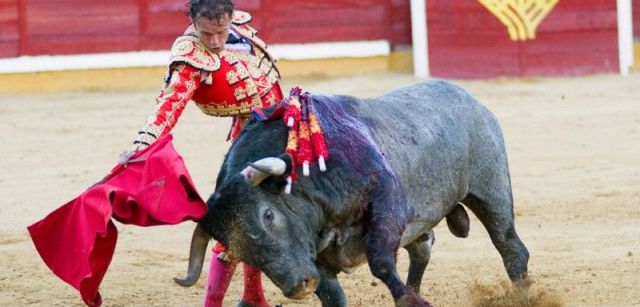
[617,0,634,75]
[410,0,429,78]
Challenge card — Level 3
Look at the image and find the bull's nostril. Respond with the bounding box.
[303,277,318,291]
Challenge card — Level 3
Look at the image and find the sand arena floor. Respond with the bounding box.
[1,72,639,306]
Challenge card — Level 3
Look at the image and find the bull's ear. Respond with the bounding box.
[276,153,294,194]
[278,153,294,176]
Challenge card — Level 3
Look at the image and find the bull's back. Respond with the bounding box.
[352,81,506,224]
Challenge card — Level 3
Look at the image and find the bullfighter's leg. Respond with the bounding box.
[462,193,529,282]
[364,191,432,306]
[238,264,270,307]
[205,243,270,307]
[203,247,237,307]
[314,266,346,307]
[404,230,434,293]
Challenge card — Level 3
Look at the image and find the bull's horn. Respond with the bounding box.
[173,223,210,287]
[242,157,286,186]
[250,157,287,175]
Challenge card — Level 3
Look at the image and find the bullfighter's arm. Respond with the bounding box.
[132,64,203,150]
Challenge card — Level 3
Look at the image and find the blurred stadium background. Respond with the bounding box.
[0,0,638,92]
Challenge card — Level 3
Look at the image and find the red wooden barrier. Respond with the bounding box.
[0,0,627,78]
[427,0,619,78]
[634,0,640,39]
[0,0,19,58]
[0,0,410,59]
[140,0,190,50]
[21,1,140,55]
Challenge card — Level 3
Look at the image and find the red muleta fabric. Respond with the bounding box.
[27,134,207,306]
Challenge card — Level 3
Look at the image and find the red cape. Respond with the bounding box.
[28,134,207,306]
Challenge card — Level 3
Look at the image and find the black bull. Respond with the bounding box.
[176,80,529,306]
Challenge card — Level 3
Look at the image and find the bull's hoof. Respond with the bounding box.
[396,291,433,307]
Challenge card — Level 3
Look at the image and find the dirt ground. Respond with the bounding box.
[1,72,639,306]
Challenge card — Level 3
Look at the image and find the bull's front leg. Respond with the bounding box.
[364,186,432,307]
[314,266,346,307]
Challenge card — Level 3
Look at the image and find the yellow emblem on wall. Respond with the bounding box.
[478,0,560,41]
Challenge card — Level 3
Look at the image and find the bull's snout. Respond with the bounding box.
[284,274,320,299]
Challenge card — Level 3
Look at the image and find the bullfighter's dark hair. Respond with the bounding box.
[187,0,234,22]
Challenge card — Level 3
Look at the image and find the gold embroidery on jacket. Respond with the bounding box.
[170,36,221,71]
[226,70,240,85]
[222,50,239,65]
[174,40,194,56]
[235,64,250,80]
[245,82,258,97]
[196,99,262,116]
[231,10,252,25]
[267,69,278,85]
[234,87,247,101]
[251,94,262,106]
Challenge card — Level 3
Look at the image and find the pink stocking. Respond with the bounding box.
[203,251,237,307]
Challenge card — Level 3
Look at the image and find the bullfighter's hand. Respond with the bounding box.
[117,149,136,165]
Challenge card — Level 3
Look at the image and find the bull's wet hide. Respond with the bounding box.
[27,134,206,306]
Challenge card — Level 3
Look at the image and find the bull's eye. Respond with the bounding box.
[263,208,274,227]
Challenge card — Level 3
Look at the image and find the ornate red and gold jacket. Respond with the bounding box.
[134,11,283,149]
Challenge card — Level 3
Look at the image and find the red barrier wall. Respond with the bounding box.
[0,0,410,59]
[0,0,19,58]
[427,0,620,78]
[0,0,628,78]
[634,0,640,38]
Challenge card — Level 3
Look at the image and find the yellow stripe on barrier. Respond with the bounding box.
[478,0,560,41]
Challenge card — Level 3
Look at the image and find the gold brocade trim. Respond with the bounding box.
[195,98,263,117]
[236,25,260,41]
[231,10,252,25]
[248,58,262,77]
[267,69,278,86]
[137,67,199,147]
[258,54,270,70]
[225,50,263,79]
[226,70,240,85]
[221,50,239,65]
[251,94,261,106]
[235,64,250,80]
[170,36,221,71]
[189,70,200,81]
[174,40,194,56]
[234,24,269,56]
[234,87,247,101]
[162,84,176,99]
[245,82,258,97]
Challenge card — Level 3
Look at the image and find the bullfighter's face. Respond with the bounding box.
[205,174,321,299]
[193,13,230,54]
